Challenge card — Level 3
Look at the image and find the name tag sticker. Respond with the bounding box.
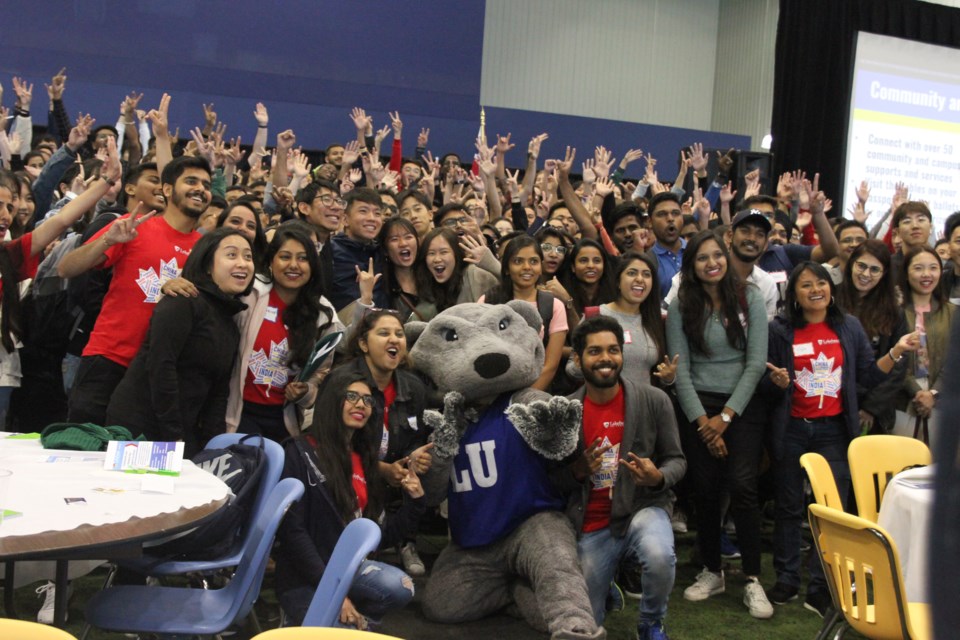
[770,271,788,284]
[623,330,633,344]
[264,306,279,323]
[794,342,815,357]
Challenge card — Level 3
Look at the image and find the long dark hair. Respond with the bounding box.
[216,198,268,266]
[678,230,746,356]
[613,251,666,360]
[483,234,542,304]
[308,368,383,522]
[560,238,617,314]
[415,227,465,312]
[535,226,573,280]
[837,240,899,337]
[783,261,845,329]
[900,246,947,310]
[0,177,23,353]
[262,225,335,369]
[378,216,419,301]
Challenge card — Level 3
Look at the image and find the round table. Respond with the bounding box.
[876,464,935,603]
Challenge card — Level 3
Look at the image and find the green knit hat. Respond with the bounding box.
[40,423,141,451]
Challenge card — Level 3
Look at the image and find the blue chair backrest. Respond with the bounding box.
[220,477,304,622]
[302,517,382,627]
[206,433,284,531]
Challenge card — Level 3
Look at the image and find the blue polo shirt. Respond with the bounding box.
[652,238,686,299]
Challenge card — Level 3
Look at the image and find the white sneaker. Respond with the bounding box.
[671,508,688,534]
[36,581,72,625]
[683,568,725,602]
[744,578,774,619]
[400,542,426,576]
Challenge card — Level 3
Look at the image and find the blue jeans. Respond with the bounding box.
[773,417,850,593]
[577,506,675,625]
[279,559,414,627]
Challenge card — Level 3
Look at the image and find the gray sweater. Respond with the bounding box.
[665,285,767,422]
[561,378,686,538]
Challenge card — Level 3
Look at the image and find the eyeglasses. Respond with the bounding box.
[383,205,399,216]
[853,261,883,276]
[840,236,866,245]
[344,391,375,407]
[441,216,472,228]
[315,195,346,208]
[540,243,568,256]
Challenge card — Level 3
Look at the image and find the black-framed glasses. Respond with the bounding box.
[383,205,399,216]
[441,216,472,228]
[853,261,883,276]
[344,391,375,407]
[540,242,568,255]
[315,195,346,208]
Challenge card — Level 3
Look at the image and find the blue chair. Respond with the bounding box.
[118,433,285,577]
[83,477,304,637]
[302,518,382,627]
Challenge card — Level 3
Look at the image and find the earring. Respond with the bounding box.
[793,301,800,311]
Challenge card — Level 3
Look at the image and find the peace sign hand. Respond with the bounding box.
[572,437,614,481]
[104,203,157,247]
[619,453,663,487]
[653,354,679,385]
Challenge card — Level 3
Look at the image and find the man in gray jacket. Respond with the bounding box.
[562,316,686,640]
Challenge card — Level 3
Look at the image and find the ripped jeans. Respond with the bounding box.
[279,559,415,627]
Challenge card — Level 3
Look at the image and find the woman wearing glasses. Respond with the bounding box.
[536,226,573,280]
[836,240,908,434]
[276,366,424,628]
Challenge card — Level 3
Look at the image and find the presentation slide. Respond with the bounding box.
[844,32,960,234]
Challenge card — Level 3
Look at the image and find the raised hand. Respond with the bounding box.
[855,179,870,204]
[389,111,403,140]
[715,148,736,176]
[693,187,711,220]
[581,159,597,184]
[348,168,363,184]
[505,168,521,199]
[555,146,576,179]
[120,91,143,120]
[620,147,644,170]
[643,153,658,183]
[459,233,489,264]
[146,93,171,139]
[380,170,401,192]
[719,182,737,205]
[688,142,708,174]
[190,127,217,167]
[341,139,361,167]
[477,153,497,178]
[202,102,217,128]
[66,113,96,152]
[848,202,868,225]
[291,148,311,180]
[743,168,761,199]
[12,77,34,110]
[355,258,383,305]
[276,129,296,152]
[653,354,679,384]
[594,175,614,198]
[417,127,430,147]
[496,133,515,155]
[776,172,794,202]
[253,102,269,127]
[593,145,615,179]
[528,132,549,159]
[223,136,246,167]
[45,67,67,101]
[349,107,373,134]
[619,453,664,487]
[892,181,909,209]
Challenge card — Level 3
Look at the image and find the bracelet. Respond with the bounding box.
[888,348,903,363]
[257,125,268,129]
[798,208,810,213]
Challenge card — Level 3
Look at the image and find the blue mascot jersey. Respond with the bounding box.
[447,393,565,548]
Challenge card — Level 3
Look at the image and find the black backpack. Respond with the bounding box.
[148,435,267,560]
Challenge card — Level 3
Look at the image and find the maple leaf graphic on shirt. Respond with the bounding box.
[135,258,183,303]
[248,338,289,393]
[795,352,842,405]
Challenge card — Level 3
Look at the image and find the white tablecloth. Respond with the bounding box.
[0,436,230,557]
[876,464,935,604]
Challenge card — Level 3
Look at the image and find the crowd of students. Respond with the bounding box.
[0,68,954,639]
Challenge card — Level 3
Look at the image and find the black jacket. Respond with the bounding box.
[274,437,426,598]
[105,283,246,456]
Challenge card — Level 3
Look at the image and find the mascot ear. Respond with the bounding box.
[506,299,543,334]
[405,321,428,348]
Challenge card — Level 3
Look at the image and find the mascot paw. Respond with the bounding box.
[506,396,582,461]
[428,391,470,460]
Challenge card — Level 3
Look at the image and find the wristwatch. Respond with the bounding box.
[720,412,732,424]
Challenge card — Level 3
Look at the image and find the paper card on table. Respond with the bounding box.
[140,474,176,494]
[104,441,184,475]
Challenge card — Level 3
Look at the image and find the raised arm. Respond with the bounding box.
[145,93,173,174]
[555,146,598,240]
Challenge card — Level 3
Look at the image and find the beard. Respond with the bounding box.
[582,362,622,389]
[172,189,209,219]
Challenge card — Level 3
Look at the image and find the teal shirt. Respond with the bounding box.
[666,285,767,422]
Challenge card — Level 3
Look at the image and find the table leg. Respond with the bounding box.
[54,560,69,628]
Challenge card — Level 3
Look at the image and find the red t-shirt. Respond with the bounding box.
[82,215,201,366]
[378,380,396,460]
[791,322,844,418]
[351,452,368,515]
[581,385,625,533]
[243,289,290,406]
[0,233,41,299]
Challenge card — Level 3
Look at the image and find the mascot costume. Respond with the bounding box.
[407,302,605,640]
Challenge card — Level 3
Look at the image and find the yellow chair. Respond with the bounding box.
[800,452,845,510]
[252,628,404,639]
[808,503,930,640]
[0,618,78,639]
[848,435,931,522]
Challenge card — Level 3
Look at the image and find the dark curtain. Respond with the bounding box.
[771,0,960,205]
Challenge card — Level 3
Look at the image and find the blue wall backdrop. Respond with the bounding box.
[3,0,748,179]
